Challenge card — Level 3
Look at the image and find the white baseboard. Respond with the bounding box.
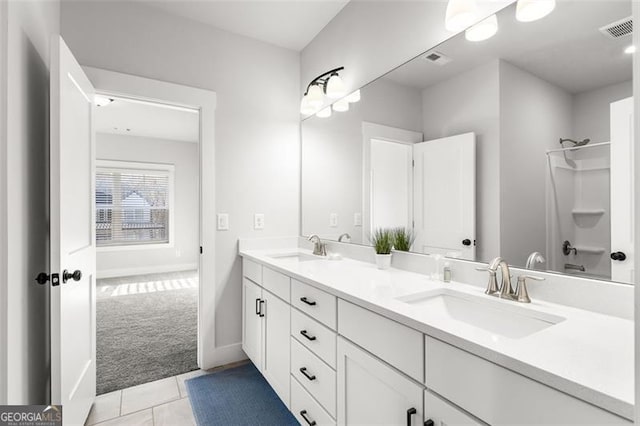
[97,263,198,279]
[201,342,246,370]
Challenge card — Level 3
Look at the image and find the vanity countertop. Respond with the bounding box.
[240,247,634,420]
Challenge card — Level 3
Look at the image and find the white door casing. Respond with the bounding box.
[611,97,634,283]
[413,133,476,259]
[50,36,96,425]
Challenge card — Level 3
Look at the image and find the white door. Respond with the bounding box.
[50,37,96,425]
[261,290,291,407]
[337,337,423,425]
[413,133,476,259]
[424,390,481,426]
[610,97,634,283]
[242,278,263,367]
[370,139,413,232]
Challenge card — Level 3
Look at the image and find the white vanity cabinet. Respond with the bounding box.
[241,261,291,407]
[336,337,424,426]
[424,390,482,426]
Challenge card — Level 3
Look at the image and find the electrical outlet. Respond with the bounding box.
[354,212,362,227]
[217,213,229,231]
[254,213,265,230]
[329,213,338,228]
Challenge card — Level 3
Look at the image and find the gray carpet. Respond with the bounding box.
[96,271,199,395]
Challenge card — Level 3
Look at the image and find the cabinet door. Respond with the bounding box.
[424,390,481,426]
[242,278,262,368]
[262,290,291,407]
[337,337,423,426]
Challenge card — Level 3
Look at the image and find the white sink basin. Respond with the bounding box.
[396,288,565,339]
[267,252,321,262]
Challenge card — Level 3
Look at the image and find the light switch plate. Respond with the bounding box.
[354,212,362,227]
[254,213,265,230]
[329,213,338,228]
[217,213,229,230]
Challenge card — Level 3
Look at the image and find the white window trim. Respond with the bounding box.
[96,159,175,251]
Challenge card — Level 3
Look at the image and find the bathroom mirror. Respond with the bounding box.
[301,0,635,283]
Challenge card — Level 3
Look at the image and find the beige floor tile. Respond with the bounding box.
[93,409,153,426]
[121,377,180,415]
[86,390,122,425]
[153,398,196,426]
[176,369,209,398]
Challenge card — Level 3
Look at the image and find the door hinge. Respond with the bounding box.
[51,273,60,287]
[412,160,415,167]
[200,246,203,254]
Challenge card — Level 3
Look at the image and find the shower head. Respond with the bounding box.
[559,138,591,147]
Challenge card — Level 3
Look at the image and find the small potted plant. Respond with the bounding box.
[370,228,393,270]
[393,227,415,252]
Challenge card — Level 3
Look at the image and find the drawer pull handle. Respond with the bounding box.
[299,367,316,381]
[259,300,265,317]
[406,407,416,426]
[424,420,434,426]
[300,297,317,306]
[300,410,317,426]
[255,298,261,316]
[300,330,317,341]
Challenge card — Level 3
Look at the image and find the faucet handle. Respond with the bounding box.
[476,267,499,295]
[515,275,545,303]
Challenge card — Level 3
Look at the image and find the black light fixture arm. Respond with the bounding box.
[304,66,344,95]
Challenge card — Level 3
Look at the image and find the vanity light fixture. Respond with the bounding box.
[515,0,556,23]
[465,14,498,42]
[345,90,361,103]
[445,0,479,32]
[300,66,345,114]
[625,45,636,54]
[94,95,114,107]
[316,107,332,118]
[333,98,350,112]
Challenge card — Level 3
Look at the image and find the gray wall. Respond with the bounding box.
[422,61,501,262]
[96,133,199,278]
[302,77,423,244]
[1,0,60,404]
[61,0,300,352]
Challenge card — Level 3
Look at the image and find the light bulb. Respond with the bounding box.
[625,45,636,54]
[333,99,349,112]
[94,95,114,107]
[316,107,332,118]
[306,84,324,108]
[516,0,556,23]
[345,90,361,103]
[445,0,479,32]
[300,95,316,115]
[465,14,498,42]
[326,74,346,99]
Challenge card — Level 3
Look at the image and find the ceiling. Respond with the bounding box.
[95,97,199,143]
[143,0,349,51]
[383,1,633,94]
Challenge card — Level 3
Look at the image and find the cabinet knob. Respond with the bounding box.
[300,330,317,341]
[424,420,434,426]
[300,296,317,306]
[611,251,627,261]
[300,410,317,426]
[462,239,472,246]
[299,367,316,381]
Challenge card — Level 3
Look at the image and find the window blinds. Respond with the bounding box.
[96,166,171,247]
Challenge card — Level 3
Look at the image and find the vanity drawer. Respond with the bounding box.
[291,280,337,330]
[291,376,336,426]
[425,336,631,425]
[424,389,481,426]
[291,338,336,417]
[262,267,290,302]
[292,307,337,369]
[243,259,262,285]
[338,299,423,382]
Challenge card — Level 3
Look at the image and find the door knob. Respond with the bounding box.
[611,251,627,261]
[35,273,50,285]
[62,269,82,283]
[462,239,472,246]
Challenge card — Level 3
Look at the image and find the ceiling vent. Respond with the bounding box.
[599,16,633,39]
[424,51,452,66]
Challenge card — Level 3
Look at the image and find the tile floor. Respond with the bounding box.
[86,360,249,426]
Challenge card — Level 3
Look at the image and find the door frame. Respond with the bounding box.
[84,67,218,369]
[0,0,7,405]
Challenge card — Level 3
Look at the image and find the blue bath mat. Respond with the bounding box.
[185,362,297,426]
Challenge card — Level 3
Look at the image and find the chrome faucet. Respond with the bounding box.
[338,233,351,243]
[525,252,546,270]
[477,257,514,299]
[308,234,327,256]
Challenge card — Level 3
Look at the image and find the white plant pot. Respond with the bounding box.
[375,253,392,270]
